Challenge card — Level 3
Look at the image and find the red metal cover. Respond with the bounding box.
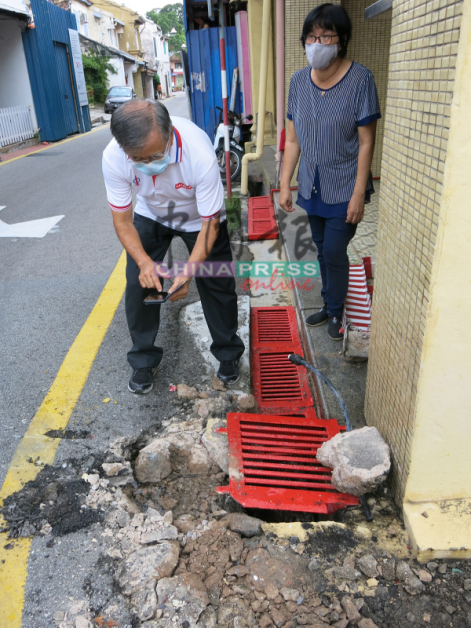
[251,307,314,413]
[248,196,279,240]
[216,412,359,514]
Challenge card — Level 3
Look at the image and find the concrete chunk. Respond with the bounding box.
[317,426,391,496]
[134,439,172,483]
[202,418,229,474]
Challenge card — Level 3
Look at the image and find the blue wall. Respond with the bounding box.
[186,26,240,142]
[23,0,91,142]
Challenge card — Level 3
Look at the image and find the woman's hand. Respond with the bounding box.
[346,192,365,224]
[279,187,295,213]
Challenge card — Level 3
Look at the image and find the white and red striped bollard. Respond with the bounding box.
[218,0,232,198]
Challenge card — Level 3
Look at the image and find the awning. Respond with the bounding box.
[0,0,30,19]
[78,34,137,63]
[93,11,102,18]
[114,18,125,26]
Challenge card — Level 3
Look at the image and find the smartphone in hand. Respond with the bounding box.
[143,279,190,305]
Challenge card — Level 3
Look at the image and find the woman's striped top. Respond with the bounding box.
[287,62,381,204]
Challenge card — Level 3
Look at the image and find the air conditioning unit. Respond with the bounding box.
[80,12,88,23]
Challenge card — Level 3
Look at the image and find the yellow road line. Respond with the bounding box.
[0,250,126,627]
[0,123,110,166]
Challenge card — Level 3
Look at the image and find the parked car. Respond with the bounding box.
[104,86,136,113]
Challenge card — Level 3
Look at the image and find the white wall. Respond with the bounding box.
[0,20,38,128]
[71,0,88,37]
[108,58,126,88]
[124,62,137,87]
[145,74,155,100]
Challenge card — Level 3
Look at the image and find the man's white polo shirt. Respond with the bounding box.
[102,116,226,232]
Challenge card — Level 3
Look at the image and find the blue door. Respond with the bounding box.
[53,42,79,135]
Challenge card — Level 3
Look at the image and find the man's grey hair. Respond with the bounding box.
[110,99,172,152]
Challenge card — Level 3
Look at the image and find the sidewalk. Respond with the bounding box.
[88,104,111,126]
[256,149,380,428]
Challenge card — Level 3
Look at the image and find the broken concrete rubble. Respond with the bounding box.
[37,415,471,628]
[317,426,391,496]
[202,418,229,474]
[135,439,172,483]
[236,393,257,412]
[118,542,180,596]
[177,383,199,399]
[221,512,262,538]
[156,573,209,626]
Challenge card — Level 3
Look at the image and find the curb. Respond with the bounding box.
[271,191,331,421]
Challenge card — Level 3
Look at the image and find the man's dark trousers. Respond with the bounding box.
[125,213,245,370]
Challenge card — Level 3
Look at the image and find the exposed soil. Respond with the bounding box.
[4,394,471,628]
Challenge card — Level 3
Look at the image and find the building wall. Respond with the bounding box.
[70,0,90,37]
[365,0,464,504]
[124,61,136,88]
[402,0,471,559]
[108,58,126,87]
[341,1,391,177]
[86,5,115,47]
[0,21,38,128]
[91,0,143,56]
[133,69,144,98]
[140,19,160,73]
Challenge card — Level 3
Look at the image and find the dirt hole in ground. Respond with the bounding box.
[1,456,106,538]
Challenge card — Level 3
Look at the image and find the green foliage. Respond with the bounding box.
[225,194,242,231]
[147,3,186,53]
[153,73,161,85]
[82,53,117,103]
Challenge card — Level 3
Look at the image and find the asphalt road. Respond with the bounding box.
[0,93,244,626]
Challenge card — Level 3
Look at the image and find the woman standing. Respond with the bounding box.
[279,3,380,340]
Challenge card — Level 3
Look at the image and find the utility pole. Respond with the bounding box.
[218,0,231,198]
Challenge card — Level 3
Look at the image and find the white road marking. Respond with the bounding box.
[0,212,64,238]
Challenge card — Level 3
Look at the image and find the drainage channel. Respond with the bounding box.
[214,297,360,521]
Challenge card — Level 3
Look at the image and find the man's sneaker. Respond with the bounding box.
[306,304,328,327]
[217,360,239,385]
[328,317,344,341]
[128,367,157,394]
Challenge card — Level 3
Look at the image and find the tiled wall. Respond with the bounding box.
[365,0,463,504]
[341,1,391,177]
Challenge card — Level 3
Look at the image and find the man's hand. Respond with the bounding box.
[346,193,365,224]
[138,258,162,290]
[168,276,191,302]
[279,187,295,213]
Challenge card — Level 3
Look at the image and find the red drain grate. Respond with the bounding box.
[251,307,313,413]
[248,196,279,240]
[259,353,303,401]
[256,308,293,342]
[217,412,359,513]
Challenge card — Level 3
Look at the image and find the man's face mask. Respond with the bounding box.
[130,134,172,176]
[133,152,171,176]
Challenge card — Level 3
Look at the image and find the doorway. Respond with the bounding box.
[53,42,79,136]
